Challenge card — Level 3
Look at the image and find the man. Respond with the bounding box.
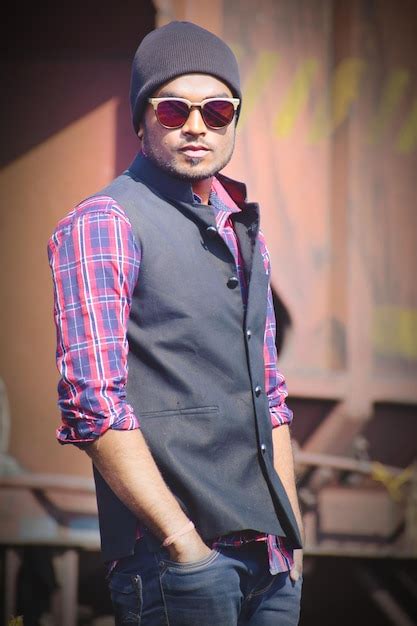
[48,21,304,626]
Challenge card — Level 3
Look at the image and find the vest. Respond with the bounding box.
[92,153,302,562]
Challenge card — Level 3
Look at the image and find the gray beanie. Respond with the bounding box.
[130,21,241,133]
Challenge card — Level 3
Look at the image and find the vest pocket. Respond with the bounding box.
[139,405,221,458]
[140,405,219,419]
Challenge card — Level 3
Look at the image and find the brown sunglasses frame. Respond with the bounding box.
[147,97,240,129]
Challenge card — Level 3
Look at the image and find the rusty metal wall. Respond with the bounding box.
[215,0,417,412]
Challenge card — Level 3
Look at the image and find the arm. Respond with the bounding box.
[261,235,304,578]
[48,203,141,444]
[272,426,304,580]
[85,429,211,561]
[264,280,303,538]
[48,203,210,561]
[272,424,304,542]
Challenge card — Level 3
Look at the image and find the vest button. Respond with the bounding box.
[260,444,266,453]
[206,225,218,238]
[246,329,252,339]
[227,276,239,289]
[255,385,262,397]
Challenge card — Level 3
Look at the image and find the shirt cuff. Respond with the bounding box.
[270,403,293,428]
[57,412,140,447]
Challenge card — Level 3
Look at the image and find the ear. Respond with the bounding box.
[137,122,144,140]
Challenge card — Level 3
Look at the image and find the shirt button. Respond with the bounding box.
[246,329,252,339]
[255,385,262,397]
[227,276,239,289]
[260,444,266,453]
[206,225,218,238]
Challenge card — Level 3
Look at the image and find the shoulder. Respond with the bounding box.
[48,195,133,253]
[54,194,131,234]
[47,194,136,262]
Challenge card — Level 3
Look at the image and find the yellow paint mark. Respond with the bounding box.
[369,69,410,143]
[310,57,366,142]
[238,51,280,128]
[396,97,417,153]
[274,58,318,138]
[373,306,417,360]
[371,462,413,501]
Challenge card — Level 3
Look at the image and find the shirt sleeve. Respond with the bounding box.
[47,200,141,445]
[260,233,294,428]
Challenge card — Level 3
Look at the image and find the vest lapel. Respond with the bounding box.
[175,200,217,230]
[230,203,260,285]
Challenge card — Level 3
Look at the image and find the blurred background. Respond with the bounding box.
[0,0,416,624]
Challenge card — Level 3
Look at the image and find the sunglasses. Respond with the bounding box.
[148,97,240,129]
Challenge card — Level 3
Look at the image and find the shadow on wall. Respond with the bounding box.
[0,0,156,170]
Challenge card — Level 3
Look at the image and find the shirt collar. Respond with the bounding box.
[210,177,241,214]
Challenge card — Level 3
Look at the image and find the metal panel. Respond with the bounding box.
[218,0,417,408]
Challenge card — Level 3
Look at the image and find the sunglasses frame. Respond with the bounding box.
[148,97,240,129]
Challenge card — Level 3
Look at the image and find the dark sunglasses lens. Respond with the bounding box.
[202,101,235,128]
[156,100,190,128]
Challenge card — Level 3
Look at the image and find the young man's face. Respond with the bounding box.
[139,73,237,181]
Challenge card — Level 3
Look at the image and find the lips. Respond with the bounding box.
[179,145,211,158]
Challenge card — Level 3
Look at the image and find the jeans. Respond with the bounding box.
[108,535,302,625]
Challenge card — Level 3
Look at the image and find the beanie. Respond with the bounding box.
[130,21,241,133]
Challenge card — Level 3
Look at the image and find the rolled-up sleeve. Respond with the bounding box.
[47,197,141,445]
[260,233,293,428]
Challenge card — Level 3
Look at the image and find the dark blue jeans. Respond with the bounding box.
[108,536,302,625]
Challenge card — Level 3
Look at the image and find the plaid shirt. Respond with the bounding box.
[48,174,294,574]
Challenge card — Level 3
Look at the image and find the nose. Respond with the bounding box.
[181,107,207,135]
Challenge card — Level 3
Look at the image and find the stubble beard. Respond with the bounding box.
[141,129,235,182]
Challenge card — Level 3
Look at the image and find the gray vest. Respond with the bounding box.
[93,154,302,562]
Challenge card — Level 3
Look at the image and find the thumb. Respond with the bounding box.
[289,566,301,582]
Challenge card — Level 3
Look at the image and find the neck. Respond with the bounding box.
[192,177,213,205]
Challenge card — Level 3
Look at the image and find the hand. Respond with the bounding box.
[289,548,303,582]
[167,530,212,563]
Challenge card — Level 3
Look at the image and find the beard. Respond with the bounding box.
[141,127,235,182]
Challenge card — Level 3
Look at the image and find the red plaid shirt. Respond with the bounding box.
[48,175,294,574]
